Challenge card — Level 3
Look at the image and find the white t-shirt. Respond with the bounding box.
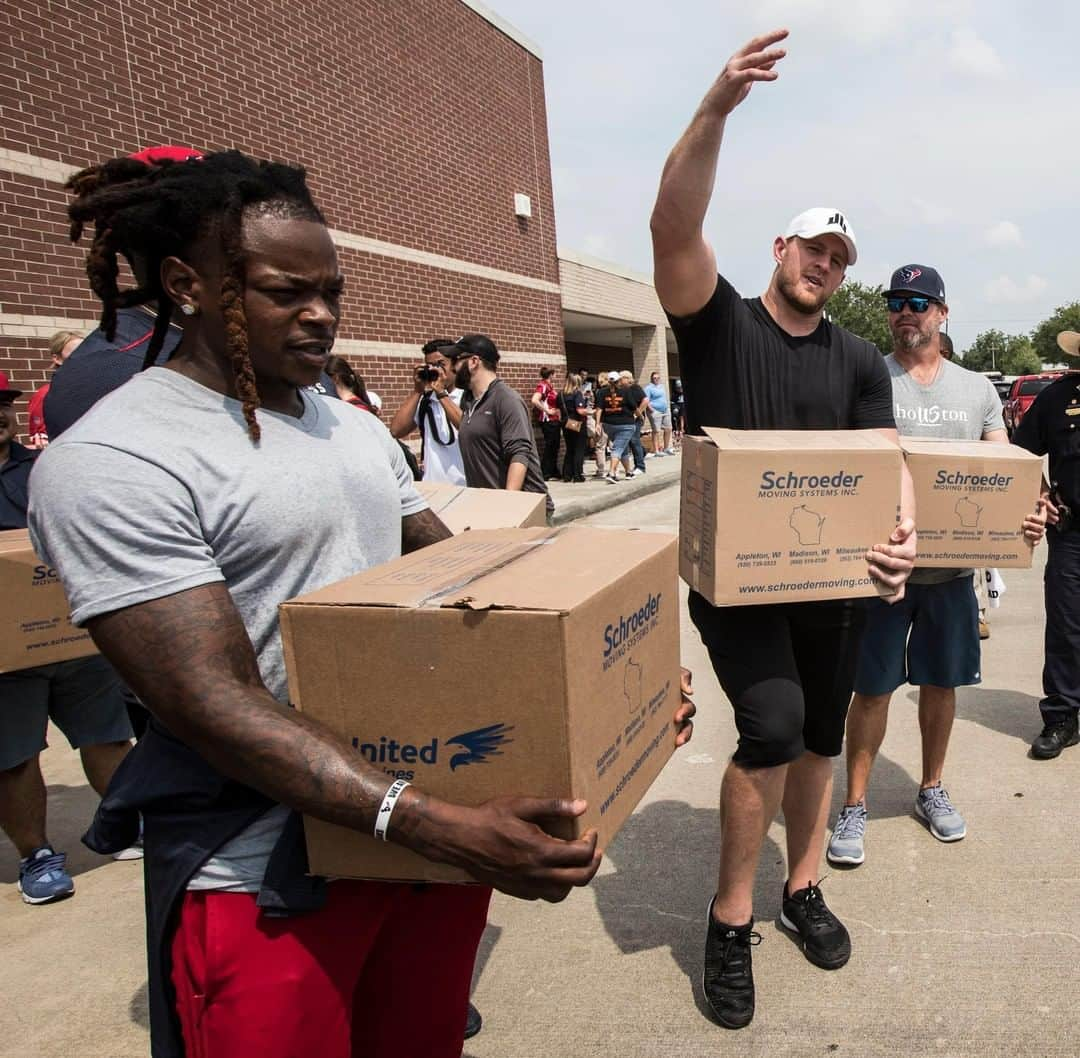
[415,388,466,485]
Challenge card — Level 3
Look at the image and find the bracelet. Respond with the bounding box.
[374,778,411,841]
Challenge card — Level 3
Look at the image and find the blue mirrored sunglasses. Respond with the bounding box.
[886,296,934,314]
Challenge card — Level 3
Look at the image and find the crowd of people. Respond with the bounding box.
[0,24,1076,1058]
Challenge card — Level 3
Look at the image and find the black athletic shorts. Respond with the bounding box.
[688,591,866,768]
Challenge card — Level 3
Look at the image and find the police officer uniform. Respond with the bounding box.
[1011,330,1080,757]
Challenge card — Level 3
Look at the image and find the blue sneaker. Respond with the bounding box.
[915,783,967,842]
[18,845,75,904]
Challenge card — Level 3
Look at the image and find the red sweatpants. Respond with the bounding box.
[170,880,492,1058]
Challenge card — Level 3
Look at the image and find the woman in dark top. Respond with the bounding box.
[325,354,377,413]
[325,355,421,479]
[557,372,588,482]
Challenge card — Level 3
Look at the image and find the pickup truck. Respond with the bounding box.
[1003,373,1064,434]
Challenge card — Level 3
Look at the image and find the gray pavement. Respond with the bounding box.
[3,482,1077,1058]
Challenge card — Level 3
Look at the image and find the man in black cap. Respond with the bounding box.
[829,266,1045,868]
[446,334,553,519]
[1012,330,1080,758]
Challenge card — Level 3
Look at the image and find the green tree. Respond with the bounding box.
[960,329,1042,374]
[1031,301,1080,364]
[825,280,892,355]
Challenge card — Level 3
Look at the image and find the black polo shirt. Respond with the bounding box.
[1012,372,1080,507]
[0,441,37,530]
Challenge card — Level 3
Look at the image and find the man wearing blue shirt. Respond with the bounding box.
[644,371,674,456]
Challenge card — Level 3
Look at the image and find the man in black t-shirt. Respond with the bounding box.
[595,371,644,483]
[650,29,916,1030]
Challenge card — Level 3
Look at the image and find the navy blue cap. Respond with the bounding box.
[884,265,946,302]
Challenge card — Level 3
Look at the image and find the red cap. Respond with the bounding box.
[0,370,23,400]
[127,145,204,166]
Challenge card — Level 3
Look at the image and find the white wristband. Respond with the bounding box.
[374,779,411,842]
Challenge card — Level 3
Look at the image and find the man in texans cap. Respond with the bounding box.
[831,263,1043,868]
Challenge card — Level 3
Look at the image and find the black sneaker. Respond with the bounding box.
[779,881,851,970]
[1031,714,1079,759]
[702,898,761,1029]
[464,1001,482,1040]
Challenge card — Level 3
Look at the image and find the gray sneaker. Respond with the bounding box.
[826,802,867,866]
[915,783,966,842]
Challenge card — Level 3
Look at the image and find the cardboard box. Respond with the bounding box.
[0,529,97,673]
[900,439,1044,568]
[280,526,680,882]
[680,429,903,606]
[417,482,547,533]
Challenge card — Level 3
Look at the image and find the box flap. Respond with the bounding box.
[416,482,547,531]
[901,438,1043,462]
[283,527,676,613]
[0,529,33,556]
[701,427,898,452]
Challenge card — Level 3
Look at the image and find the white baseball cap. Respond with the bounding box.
[783,207,857,266]
[607,371,620,381]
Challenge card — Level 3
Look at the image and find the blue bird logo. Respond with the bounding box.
[446,723,515,771]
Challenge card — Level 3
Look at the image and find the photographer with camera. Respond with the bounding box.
[390,339,465,484]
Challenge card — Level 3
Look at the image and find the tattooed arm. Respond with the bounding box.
[401,506,453,553]
[87,583,600,900]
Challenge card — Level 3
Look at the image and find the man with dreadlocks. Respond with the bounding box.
[26,149,624,1058]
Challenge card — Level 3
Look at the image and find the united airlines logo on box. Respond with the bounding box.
[352,723,514,781]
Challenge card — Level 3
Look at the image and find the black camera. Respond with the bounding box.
[416,366,440,383]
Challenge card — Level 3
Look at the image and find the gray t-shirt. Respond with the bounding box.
[28,367,426,890]
[885,354,1006,584]
[459,378,553,512]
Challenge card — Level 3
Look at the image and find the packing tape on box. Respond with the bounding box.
[417,528,564,610]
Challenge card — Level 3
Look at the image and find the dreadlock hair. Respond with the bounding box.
[65,149,325,442]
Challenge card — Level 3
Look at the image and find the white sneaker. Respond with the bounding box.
[113,836,144,861]
[629,468,644,478]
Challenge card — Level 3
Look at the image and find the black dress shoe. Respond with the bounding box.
[1032,714,1080,759]
[464,1001,482,1040]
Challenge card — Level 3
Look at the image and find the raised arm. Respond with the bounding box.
[650,29,788,316]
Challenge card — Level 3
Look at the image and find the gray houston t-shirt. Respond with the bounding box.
[28,367,426,891]
[886,354,1006,585]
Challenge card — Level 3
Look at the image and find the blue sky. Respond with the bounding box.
[490,1,1079,354]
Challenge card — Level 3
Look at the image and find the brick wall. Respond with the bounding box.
[0,0,564,435]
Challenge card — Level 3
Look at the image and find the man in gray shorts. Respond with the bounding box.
[828,265,1046,865]
[1,660,133,904]
[1,382,133,903]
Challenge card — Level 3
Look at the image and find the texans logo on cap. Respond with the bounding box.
[898,267,922,284]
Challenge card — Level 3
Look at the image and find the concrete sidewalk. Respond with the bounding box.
[3,486,1077,1058]
[548,448,682,525]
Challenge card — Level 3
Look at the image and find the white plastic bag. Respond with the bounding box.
[986,568,1006,609]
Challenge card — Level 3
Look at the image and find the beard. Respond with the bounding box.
[893,323,933,352]
[776,269,830,316]
[454,363,472,390]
